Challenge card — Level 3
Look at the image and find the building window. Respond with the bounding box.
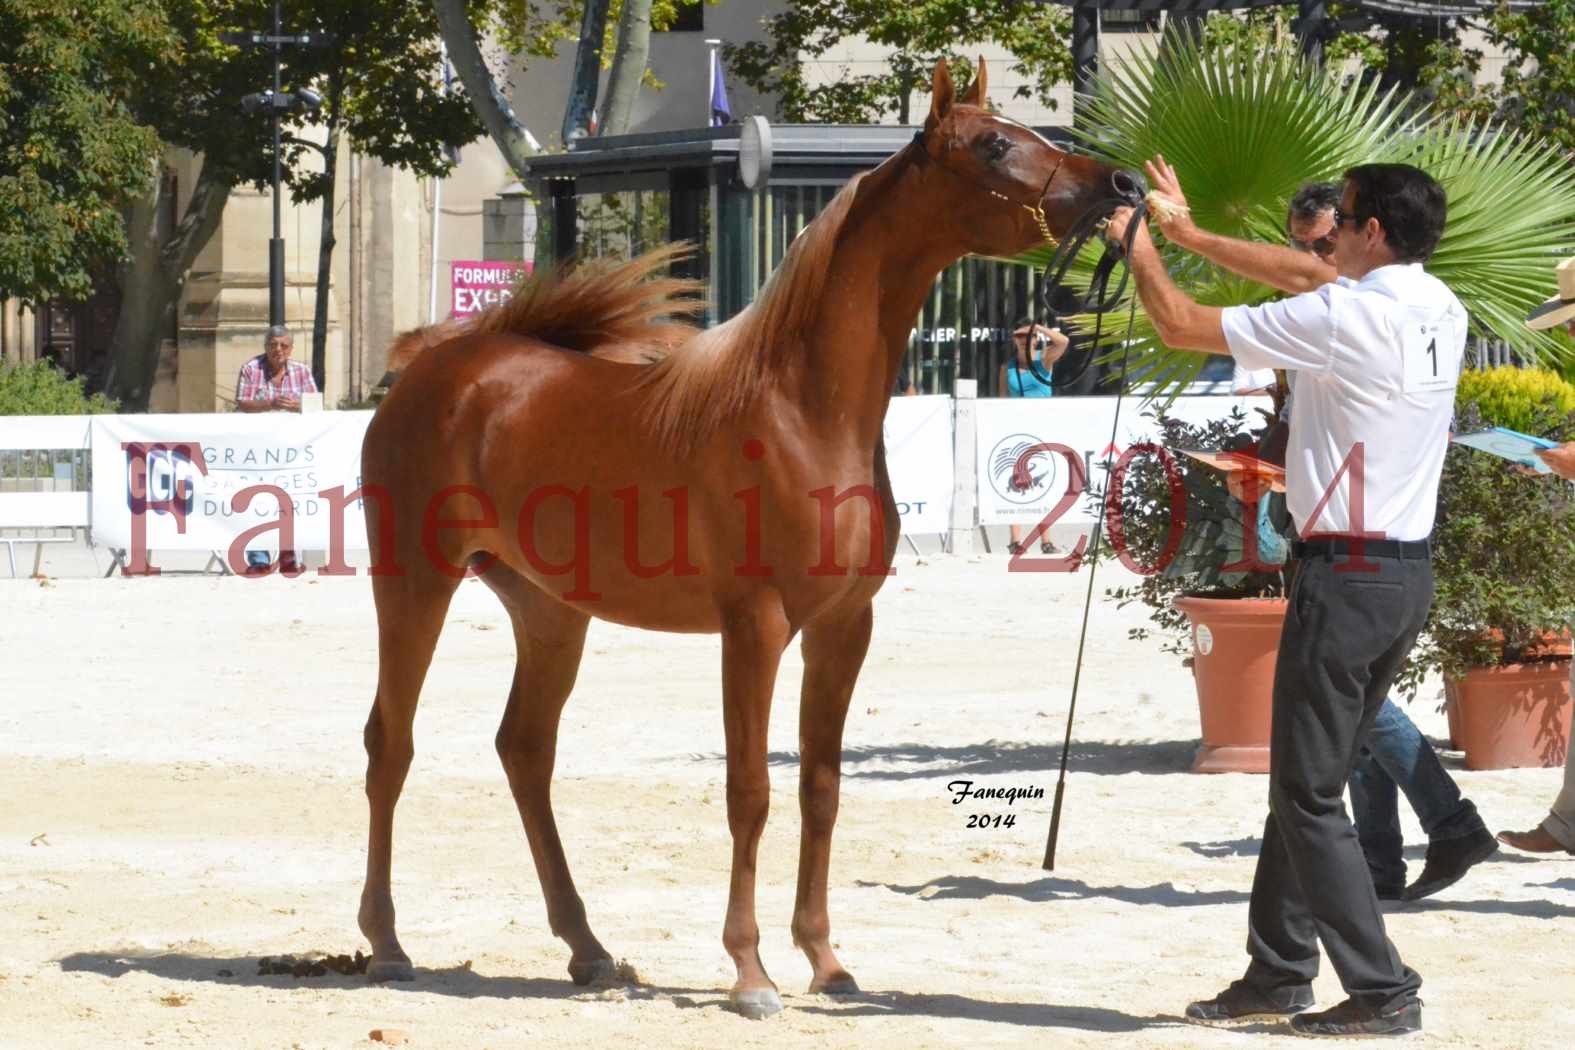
[1101,11,1162,33]
[661,1,704,33]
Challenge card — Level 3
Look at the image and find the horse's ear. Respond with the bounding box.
[928,59,955,128]
[958,57,988,107]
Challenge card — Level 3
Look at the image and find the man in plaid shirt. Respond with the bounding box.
[235,325,315,574]
[236,325,317,411]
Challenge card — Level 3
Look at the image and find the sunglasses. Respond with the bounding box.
[1290,233,1337,256]
[1332,205,1361,229]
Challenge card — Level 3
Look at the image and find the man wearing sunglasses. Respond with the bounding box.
[1149,162,1495,909]
[1106,163,1466,1038]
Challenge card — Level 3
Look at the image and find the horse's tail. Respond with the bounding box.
[383,316,470,378]
[379,244,703,384]
[474,242,703,352]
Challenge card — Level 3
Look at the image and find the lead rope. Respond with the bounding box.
[1040,205,1147,871]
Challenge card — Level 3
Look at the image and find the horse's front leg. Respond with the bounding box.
[792,603,871,995]
[718,596,792,1019]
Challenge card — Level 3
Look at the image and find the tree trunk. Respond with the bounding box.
[430,0,538,180]
[563,0,612,143]
[602,0,654,136]
[104,161,232,409]
[311,73,344,396]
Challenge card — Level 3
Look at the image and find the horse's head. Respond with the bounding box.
[915,58,1145,257]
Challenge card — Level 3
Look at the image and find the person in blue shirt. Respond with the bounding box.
[1000,318,1067,554]
[999,318,1065,399]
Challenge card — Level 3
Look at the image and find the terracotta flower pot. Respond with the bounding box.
[1446,659,1573,770]
[1172,597,1287,774]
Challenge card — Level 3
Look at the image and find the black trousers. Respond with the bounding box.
[1243,550,1433,1009]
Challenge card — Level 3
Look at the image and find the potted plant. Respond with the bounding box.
[1393,367,1575,770]
[1099,404,1293,773]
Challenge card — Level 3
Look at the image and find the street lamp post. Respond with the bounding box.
[226,2,328,346]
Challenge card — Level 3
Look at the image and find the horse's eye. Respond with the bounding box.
[987,136,1011,162]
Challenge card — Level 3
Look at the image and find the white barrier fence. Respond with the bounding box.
[973,392,1271,528]
[1,393,1268,573]
[88,412,372,557]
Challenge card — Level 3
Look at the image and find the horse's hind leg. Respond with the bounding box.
[359,568,459,981]
[490,580,612,985]
[792,603,871,996]
[719,596,793,1018]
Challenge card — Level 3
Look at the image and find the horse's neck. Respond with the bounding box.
[794,172,960,444]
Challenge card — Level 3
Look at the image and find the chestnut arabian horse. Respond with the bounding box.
[358,59,1142,1017]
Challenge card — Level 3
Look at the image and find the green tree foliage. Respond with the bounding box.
[726,1,1073,124]
[0,0,170,303]
[1480,0,1575,157]
[103,0,508,406]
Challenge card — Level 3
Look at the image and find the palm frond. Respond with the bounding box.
[1001,29,1575,402]
[1393,117,1575,362]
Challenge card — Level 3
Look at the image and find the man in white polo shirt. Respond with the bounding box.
[1107,164,1464,1038]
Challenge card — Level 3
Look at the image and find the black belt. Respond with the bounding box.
[1292,536,1431,561]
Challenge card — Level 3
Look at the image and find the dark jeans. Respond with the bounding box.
[1244,552,1431,1009]
[1349,700,1486,892]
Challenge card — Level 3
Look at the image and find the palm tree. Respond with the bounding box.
[1015,30,1575,400]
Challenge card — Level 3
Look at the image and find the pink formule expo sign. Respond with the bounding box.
[451,260,533,316]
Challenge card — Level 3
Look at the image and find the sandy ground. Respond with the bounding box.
[3,555,1574,1049]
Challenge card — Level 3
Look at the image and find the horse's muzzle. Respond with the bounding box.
[1111,168,1148,207]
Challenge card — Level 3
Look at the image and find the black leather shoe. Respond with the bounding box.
[1290,996,1421,1038]
[1404,827,1497,901]
[1185,980,1315,1026]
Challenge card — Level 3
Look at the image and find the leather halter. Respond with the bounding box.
[911,127,1061,247]
[909,126,1147,387]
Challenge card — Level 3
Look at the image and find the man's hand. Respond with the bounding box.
[273,395,301,412]
[1144,154,1197,243]
[1106,206,1159,263]
[1106,205,1148,249]
[1536,442,1575,480]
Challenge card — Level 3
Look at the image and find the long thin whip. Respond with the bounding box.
[1041,223,1145,871]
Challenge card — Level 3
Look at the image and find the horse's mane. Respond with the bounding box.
[637,154,911,456]
[381,145,916,455]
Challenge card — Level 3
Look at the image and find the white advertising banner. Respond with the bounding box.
[90,412,373,554]
[882,395,953,535]
[975,395,1271,526]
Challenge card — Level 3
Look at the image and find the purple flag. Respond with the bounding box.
[710,49,733,127]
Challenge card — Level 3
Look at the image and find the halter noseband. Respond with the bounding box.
[911,127,1062,248]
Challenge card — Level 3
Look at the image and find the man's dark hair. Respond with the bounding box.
[1285,181,1340,231]
[1341,163,1448,263]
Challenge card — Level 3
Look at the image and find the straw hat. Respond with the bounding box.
[1526,256,1575,330]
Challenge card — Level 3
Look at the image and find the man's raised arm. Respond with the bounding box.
[1145,155,1335,295]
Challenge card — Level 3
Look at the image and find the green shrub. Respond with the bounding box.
[0,360,118,415]
[1396,393,1575,692]
[1455,366,1575,431]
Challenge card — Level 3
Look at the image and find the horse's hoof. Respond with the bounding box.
[810,974,860,996]
[729,986,785,1020]
[568,956,617,986]
[367,956,415,982]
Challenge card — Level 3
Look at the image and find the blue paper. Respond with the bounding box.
[1451,427,1557,473]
